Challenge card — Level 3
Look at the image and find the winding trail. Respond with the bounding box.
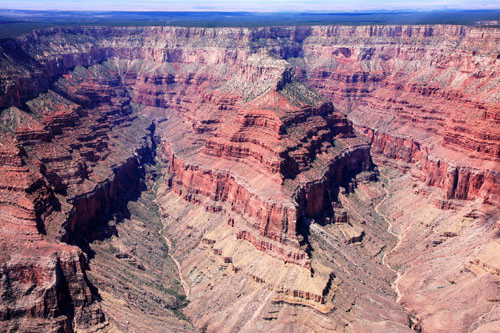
[159,223,190,299]
[375,172,404,303]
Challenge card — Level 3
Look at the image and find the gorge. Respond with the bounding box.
[0,25,499,332]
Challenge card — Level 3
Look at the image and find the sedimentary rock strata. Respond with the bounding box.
[300,25,500,204]
[0,24,499,332]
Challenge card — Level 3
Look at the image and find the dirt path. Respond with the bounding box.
[159,224,190,299]
[375,172,403,303]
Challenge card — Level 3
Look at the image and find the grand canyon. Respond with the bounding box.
[0,24,499,332]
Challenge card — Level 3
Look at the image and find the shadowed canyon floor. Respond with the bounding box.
[0,25,499,332]
[377,172,404,304]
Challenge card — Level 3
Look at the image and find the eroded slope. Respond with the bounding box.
[0,25,499,332]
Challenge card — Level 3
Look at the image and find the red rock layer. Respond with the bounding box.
[153,57,373,266]
[0,132,104,331]
[2,25,498,205]
[0,60,154,331]
[0,29,373,328]
[299,25,500,204]
[0,24,499,330]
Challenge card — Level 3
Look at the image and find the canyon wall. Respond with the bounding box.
[0,26,375,331]
[1,25,498,206]
[0,24,498,331]
[299,25,500,204]
[0,46,155,331]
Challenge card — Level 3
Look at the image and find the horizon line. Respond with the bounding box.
[2,8,500,13]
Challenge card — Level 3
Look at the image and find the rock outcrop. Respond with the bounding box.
[155,55,372,267]
[2,25,498,206]
[0,24,499,332]
[0,49,154,331]
[300,25,500,205]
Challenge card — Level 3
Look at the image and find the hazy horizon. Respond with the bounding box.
[2,0,500,12]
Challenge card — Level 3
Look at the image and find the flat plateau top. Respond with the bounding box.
[1,9,500,38]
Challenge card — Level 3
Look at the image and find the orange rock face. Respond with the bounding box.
[300,25,500,204]
[0,25,499,332]
[0,48,153,331]
[156,71,372,267]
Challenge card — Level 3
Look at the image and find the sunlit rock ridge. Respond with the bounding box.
[0,25,499,332]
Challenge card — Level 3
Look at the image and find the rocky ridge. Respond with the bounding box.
[0,25,498,332]
[300,25,500,205]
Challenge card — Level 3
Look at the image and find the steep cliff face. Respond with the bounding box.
[0,245,104,332]
[0,24,499,332]
[0,26,375,331]
[375,159,500,333]
[153,54,373,267]
[0,48,155,331]
[2,25,498,206]
[299,25,500,204]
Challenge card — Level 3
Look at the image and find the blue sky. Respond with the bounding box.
[1,0,500,12]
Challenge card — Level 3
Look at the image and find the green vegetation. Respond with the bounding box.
[158,284,190,318]
[1,9,500,39]
[280,82,324,106]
